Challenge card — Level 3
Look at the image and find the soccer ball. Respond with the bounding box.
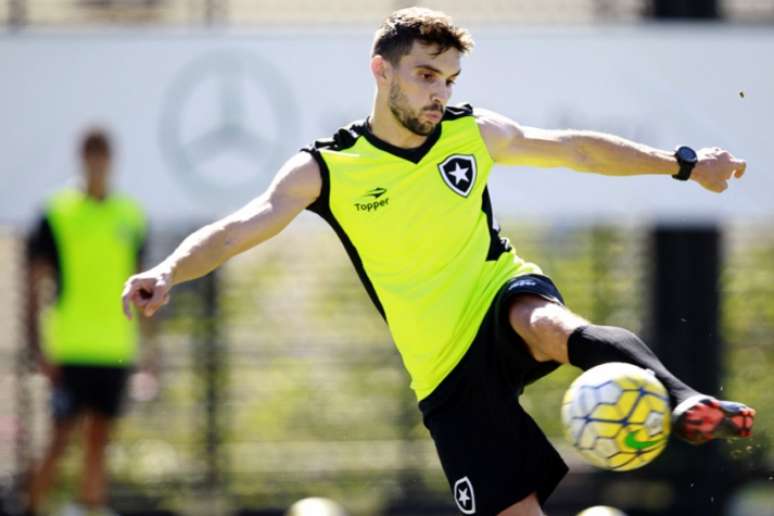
[561,362,671,471]
[577,507,628,516]
[286,497,348,516]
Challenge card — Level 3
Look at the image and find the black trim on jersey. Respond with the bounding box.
[481,186,512,261]
[360,119,441,164]
[318,103,475,165]
[27,215,63,297]
[443,103,474,120]
[302,146,387,320]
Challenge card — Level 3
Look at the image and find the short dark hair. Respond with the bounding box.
[372,7,474,65]
[80,128,111,157]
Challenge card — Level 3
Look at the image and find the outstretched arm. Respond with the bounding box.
[476,108,746,193]
[122,151,321,319]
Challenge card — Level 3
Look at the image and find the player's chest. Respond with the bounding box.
[329,152,488,246]
[57,209,135,256]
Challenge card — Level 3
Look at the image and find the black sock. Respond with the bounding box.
[567,324,699,409]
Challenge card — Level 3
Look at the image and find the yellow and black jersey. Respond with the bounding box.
[304,104,541,400]
[27,189,146,365]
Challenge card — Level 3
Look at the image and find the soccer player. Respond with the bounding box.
[26,129,148,516]
[122,8,755,516]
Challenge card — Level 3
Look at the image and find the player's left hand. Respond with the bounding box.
[691,147,746,193]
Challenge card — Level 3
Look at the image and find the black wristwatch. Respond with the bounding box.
[673,146,698,181]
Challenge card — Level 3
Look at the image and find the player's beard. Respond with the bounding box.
[388,80,442,137]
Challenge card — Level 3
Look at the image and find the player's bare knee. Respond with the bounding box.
[535,304,587,336]
[508,295,548,333]
[509,296,555,361]
[509,296,586,363]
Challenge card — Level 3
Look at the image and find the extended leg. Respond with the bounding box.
[566,325,698,408]
[508,295,756,444]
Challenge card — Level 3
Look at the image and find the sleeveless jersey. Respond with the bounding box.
[41,188,146,365]
[305,104,541,400]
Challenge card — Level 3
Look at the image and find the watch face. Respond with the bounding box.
[677,146,698,163]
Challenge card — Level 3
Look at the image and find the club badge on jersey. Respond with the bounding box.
[439,154,477,197]
[454,476,476,514]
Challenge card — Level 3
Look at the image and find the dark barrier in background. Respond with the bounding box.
[651,226,722,415]
[196,271,225,511]
[644,226,754,516]
[625,225,726,516]
[650,0,719,19]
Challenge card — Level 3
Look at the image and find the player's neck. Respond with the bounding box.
[368,107,429,150]
[83,184,108,201]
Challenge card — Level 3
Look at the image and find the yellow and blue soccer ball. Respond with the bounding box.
[561,362,671,471]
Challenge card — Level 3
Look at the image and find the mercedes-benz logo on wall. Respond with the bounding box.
[160,50,298,200]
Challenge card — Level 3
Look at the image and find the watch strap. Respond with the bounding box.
[672,148,696,181]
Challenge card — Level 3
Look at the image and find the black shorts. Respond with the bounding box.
[419,274,569,515]
[52,365,131,421]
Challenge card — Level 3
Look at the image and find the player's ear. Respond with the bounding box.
[371,54,390,83]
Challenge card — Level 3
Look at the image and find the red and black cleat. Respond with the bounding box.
[672,395,756,445]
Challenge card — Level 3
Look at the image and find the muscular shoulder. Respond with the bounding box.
[271,151,322,207]
[474,108,523,140]
[474,107,525,159]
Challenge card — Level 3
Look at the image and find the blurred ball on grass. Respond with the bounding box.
[286,497,348,516]
[577,506,629,516]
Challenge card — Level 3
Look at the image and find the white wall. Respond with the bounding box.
[1,26,772,226]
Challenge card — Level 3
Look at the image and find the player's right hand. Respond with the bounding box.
[122,267,172,320]
[692,147,746,193]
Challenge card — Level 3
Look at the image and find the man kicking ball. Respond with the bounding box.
[122,8,755,515]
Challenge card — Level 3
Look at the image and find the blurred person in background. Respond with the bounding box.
[24,128,149,516]
[122,8,755,516]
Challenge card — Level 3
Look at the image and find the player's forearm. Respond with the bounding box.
[157,195,287,286]
[565,131,678,177]
[156,221,235,286]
